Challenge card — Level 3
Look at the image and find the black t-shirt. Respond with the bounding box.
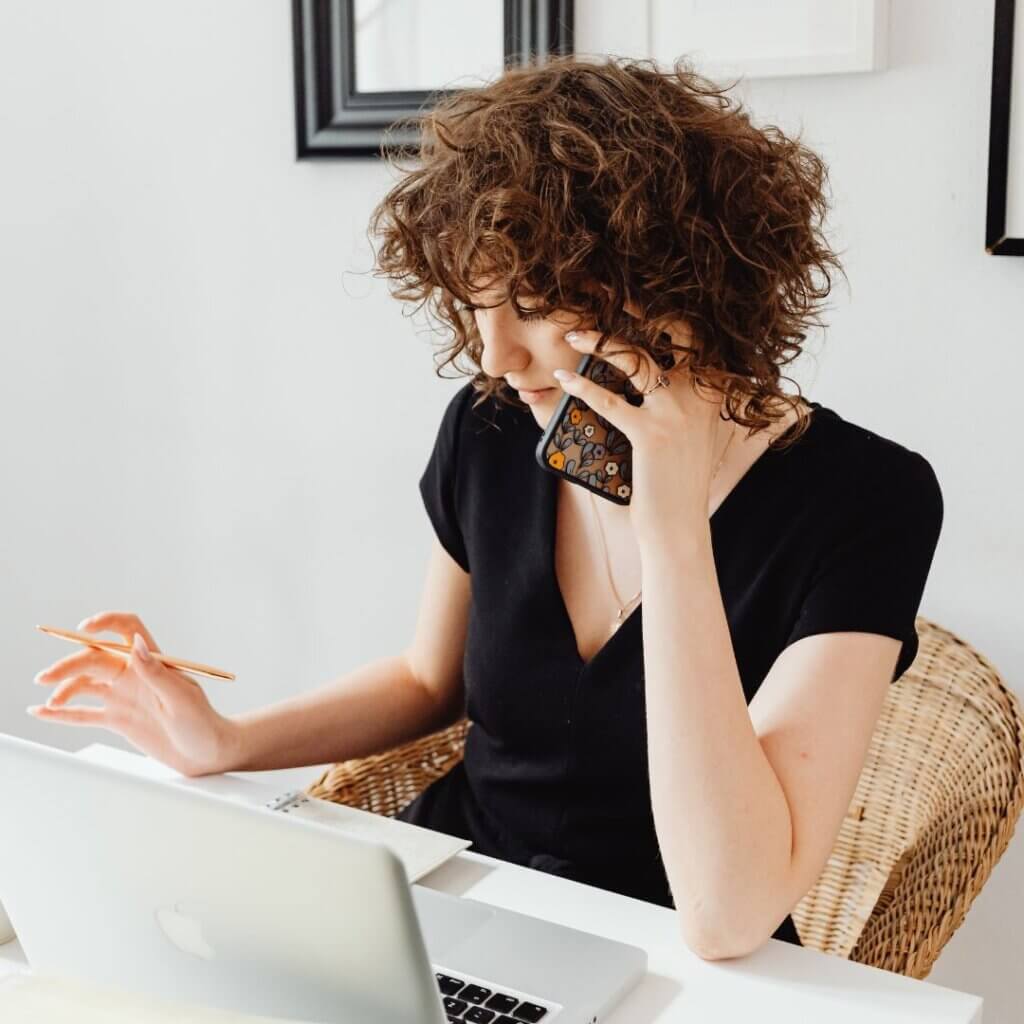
[398,381,944,948]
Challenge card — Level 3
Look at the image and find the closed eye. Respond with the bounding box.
[461,302,546,323]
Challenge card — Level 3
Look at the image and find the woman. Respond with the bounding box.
[29,56,943,960]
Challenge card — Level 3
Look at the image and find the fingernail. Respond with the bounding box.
[565,331,580,343]
[553,368,575,381]
[76,618,90,630]
[133,633,150,661]
[26,705,42,715]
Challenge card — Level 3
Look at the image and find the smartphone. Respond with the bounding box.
[533,352,645,505]
[534,329,678,504]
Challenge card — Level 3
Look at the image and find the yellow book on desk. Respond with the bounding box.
[0,972,300,1023]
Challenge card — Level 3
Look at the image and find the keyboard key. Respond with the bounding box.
[494,1017,520,1024]
[460,984,491,1004]
[447,1017,462,1023]
[484,993,519,1013]
[465,1008,497,1023]
[436,973,466,996]
[443,996,468,1016]
[513,1003,548,1022]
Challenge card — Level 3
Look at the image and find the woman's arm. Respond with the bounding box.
[224,536,471,772]
[639,520,894,961]
[31,538,470,779]
[550,325,906,962]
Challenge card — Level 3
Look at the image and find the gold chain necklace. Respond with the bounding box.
[588,420,737,634]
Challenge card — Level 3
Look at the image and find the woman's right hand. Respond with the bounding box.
[29,611,242,778]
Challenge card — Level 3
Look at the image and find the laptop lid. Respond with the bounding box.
[0,732,447,1024]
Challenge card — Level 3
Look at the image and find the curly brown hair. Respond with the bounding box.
[368,54,847,448]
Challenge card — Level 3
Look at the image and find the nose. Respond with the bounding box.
[476,308,532,380]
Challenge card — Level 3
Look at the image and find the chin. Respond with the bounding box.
[531,401,556,424]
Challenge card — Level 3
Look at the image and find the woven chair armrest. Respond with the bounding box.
[849,681,1024,978]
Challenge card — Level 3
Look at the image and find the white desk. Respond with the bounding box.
[0,744,984,1024]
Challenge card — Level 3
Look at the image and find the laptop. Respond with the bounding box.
[0,733,647,1023]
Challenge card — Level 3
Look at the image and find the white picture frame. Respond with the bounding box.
[576,0,889,79]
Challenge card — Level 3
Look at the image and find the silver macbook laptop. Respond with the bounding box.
[0,733,646,1023]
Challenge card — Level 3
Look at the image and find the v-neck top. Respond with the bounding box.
[551,412,791,671]
[398,381,944,948]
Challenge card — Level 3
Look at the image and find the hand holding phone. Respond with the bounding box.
[533,352,644,505]
[534,324,679,504]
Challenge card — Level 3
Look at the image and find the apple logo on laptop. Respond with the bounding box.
[155,901,216,960]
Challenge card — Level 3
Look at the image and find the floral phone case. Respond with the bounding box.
[534,352,645,505]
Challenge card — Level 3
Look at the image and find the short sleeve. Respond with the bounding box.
[418,384,472,573]
[784,451,944,683]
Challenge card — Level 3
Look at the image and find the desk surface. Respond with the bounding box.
[0,744,984,1024]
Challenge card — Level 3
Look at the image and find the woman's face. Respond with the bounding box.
[466,282,592,429]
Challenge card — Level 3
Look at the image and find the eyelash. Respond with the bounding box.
[462,304,546,323]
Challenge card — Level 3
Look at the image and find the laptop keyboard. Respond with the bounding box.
[435,971,551,1022]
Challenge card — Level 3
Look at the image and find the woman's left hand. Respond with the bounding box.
[554,316,728,545]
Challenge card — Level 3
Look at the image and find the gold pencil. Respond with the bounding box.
[35,624,235,681]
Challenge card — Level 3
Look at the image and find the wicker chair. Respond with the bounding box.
[306,616,1024,979]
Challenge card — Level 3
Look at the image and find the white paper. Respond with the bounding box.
[74,744,470,882]
[265,791,470,882]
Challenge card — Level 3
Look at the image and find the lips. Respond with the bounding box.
[515,385,554,405]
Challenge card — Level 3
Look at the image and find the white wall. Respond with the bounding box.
[0,0,1021,1018]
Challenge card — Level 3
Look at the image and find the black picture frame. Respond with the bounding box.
[292,0,574,159]
[986,0,1023,255]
